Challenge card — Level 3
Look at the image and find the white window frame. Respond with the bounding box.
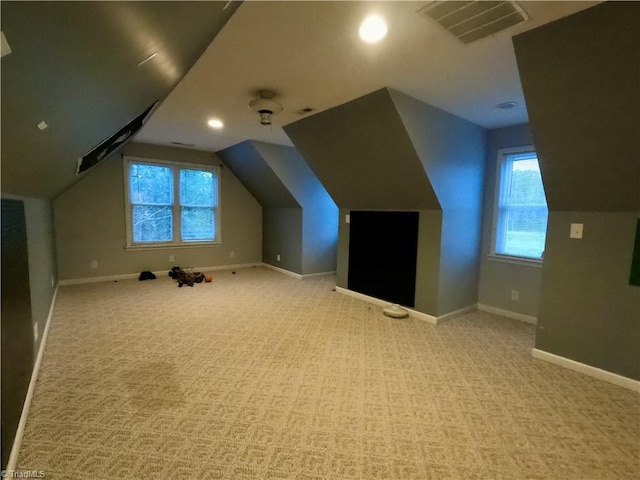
[123,156,221,250]
[489,146,546,265]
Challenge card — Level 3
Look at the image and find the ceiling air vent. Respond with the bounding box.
[418,1,528,44]
[295,107,315,116]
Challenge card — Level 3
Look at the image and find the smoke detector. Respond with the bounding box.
[248,90,283,126]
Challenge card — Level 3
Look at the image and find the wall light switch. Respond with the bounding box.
[570,223,584,239]
[345,214,350,224]
[169,255,175,262]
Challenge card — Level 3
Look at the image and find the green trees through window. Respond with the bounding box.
[494,151,548,259]
[126,160,219,246]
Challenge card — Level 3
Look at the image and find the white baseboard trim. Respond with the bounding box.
[301,271,336,279]
[261,263,303,279]
[334,287,438,325]
[6,285,59,473]
[477,303,537,324]
[532,348,640,393]
[58,263,262,286]
[437,304,478,323]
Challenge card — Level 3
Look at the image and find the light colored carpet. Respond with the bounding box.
[17,267,639,479]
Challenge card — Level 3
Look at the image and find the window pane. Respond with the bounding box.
[508,159,547,205]
[181,207,215,241]
[133,205,172,242]
[502,206,548,258]
[180,169,216,207]
[130,164,173,205]
[496,154,548,259]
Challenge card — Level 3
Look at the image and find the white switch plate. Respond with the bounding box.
[33,323,39,342]
[570,223,584,239]
[345,214,350,224]
[277,254,281,262]
[169,255,175,262]
[91,260,98,269]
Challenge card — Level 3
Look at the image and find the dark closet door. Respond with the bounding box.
[348,211,419,307]
[1,199,34,469]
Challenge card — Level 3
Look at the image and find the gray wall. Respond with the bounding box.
[24,198,58,346]
[478,124,543,317]
[287,88,487,316]
[1,199,34,469]
[263,208,303,274]
[537,212,640,379]
[389,90,487,315]
[286,89,442,313]
[219,141,337,275]
[54,142,262,280]
[514,2,639,212]
[252,142,338,274]
[217,142,299,208]
[284,89,439,211]
[1,195,58,350]
[514,2,640,378]
[1,196,58,468]
[218,141,303,273]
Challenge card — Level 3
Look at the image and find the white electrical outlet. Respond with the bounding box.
[277,254,281,262]
[511,290,520,301]
[570,223,584,239]
[169,255,175,262]
[91,260,98,269]
[229,251,235,259]
[33,323,39,342]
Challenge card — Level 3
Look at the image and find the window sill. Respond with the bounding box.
[125,242,222,251]
[487,253,543,268]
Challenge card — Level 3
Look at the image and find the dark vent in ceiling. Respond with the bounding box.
[418,1,528,44]
[170,141,195,147]
[295,107,315,116]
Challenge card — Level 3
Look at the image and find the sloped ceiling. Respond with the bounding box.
[513,2,640,211]
[285,88,439,211]
[217,141,299,209]
[1,1,239,199]
[136,1,600,152]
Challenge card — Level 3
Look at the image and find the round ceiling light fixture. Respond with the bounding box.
[207,118,224,129]
[207,118,224,128]
[495,101,517,110]
[359,15,387,43]
[248,90,283,126]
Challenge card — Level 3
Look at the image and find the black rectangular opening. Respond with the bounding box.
[348,211,419,307]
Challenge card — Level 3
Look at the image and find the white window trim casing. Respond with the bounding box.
[489,145,544,266]
[123,155,222,250]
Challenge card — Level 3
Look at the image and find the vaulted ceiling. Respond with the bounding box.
[1,1,238,198]
[1,1,600,200]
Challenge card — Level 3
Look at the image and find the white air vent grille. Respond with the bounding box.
[418,1,528,44]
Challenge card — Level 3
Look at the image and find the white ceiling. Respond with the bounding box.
[136,1,600,153]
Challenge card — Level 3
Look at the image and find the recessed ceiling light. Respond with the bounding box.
[496,101,517,110]
[207,119,224,129]
[359,15,387,43]
[37,121,48,131]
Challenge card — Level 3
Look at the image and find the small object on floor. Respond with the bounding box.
[169,267,202,287]
[204,274,213,283]
[138,271,156,281]
[382,304,409,319]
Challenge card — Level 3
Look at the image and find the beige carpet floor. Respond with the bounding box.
[17,267,639,479]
